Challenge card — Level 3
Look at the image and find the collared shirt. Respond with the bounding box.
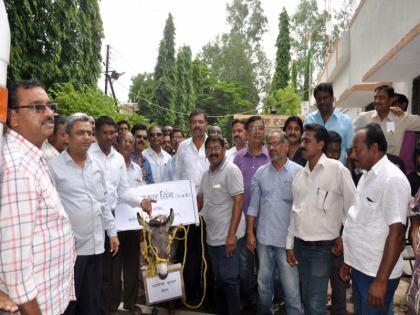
[41,140,60,161]
[130,152,154,184]
[0,130,76,314]
[226,146,239,162]
[163,155,176,181]
[89,142,141,210]
[126,161,145,187]
[343,155,410,279]
[304,107,354,163]
[143,147,171,183]
[199,158,245,246]
[248,160,303,247]
[354,110,420,155]
[173,136,209,194]
[233,146,270,215]
[287,154,356,249]
[49,150,116,255]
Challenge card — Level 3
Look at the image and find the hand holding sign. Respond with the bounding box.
[140,198,156,216]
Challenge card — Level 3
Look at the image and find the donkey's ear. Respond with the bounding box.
[163,208,174,230]
[137,212,150,232]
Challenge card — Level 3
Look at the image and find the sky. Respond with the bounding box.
[98,0,349,102]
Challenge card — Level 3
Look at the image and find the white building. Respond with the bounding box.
[318,0,420,120]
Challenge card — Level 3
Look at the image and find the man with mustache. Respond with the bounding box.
[286,123,355,315]
[283,116,306,167]
[173,109,210,303]
[143,125,171,183]
[246,131,304,315]
[1,80,76,315]
[198,134,245,315]
[354,85,420,156]
[42,114,68,161]
[89,116,155,314]
[233,115,270,310]
[131,123,154,184]
[304,83,353,164]
[226,119,247,162]
[48,113,120,315]
[341,123,410,314]
[164,128,185,181]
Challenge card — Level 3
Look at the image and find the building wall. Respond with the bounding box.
[322,0,420,111]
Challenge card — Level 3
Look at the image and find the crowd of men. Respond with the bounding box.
[1,79,420,315]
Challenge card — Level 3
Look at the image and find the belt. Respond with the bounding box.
[295,237,336,247]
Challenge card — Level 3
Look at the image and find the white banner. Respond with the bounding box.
[115,180,198,231]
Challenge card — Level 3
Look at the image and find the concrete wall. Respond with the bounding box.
[322,0,420,111]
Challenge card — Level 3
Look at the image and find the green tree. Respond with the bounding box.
[175,46,194,128]
[291,0,328,91]
[200,0,271,105]
[265,86,301,115]
[5,0,103,89]
[271,8,291,92]
[331,0,353,48]
[291,60,298,92]
[128,72,156,121]
[51,82,149,126]
[153,13,177,126]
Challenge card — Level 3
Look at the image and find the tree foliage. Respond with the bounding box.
[51,82,149,126]
[290,0,328,91]
[5,0,103,90]
[265,86,301,116]
[271,8,291,92]
[153,13,177,126]
[200,0,271,106]
[175,46,194,129]
[128,72,156,122]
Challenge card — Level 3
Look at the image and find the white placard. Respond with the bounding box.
[115,180,198,231]
[143,264,184,305]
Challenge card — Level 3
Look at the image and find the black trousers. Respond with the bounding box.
[64,254,104,315]
[101,236,112,315]
[110,230,141,311]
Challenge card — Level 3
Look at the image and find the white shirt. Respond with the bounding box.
[286,154,356,249]
[226,146,238,162]
[126,161,145,187]
[163,155,176,181]
[42,140,60,161]
[173,137,209,193]
[343,155,410,279]
[48,150,115,255]
[88,142,141,210]
[143,147,171,183]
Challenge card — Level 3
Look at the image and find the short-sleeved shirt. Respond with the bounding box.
[233,146,270,215]
[343,155,411,279]
[247,160,303,247]
[199,158,245,246]
[304,107,354,164]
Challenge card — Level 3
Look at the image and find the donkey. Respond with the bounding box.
[137,208,174,279]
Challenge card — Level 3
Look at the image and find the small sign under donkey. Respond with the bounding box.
[143,264,185,304]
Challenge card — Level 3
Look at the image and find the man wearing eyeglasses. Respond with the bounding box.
[233,115,270,311]
[143,125,171,183]
[0,80,76,315]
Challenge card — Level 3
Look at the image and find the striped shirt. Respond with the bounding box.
[0,130,76,314]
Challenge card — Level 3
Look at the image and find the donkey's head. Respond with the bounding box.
[138,208,174,279]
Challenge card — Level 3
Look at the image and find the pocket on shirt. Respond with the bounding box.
[355,198,381,227]
[315,189,340,213]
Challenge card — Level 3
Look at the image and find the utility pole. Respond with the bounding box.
[105,44,110,95]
